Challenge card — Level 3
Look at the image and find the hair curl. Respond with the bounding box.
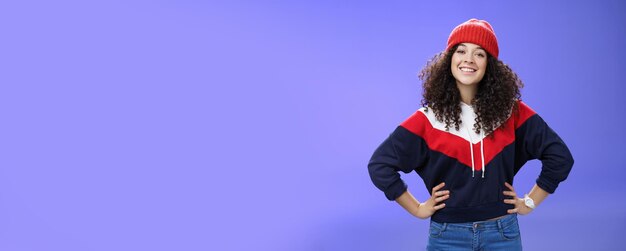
[418,44,524,136]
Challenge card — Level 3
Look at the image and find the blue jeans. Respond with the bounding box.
[427,214,522,251]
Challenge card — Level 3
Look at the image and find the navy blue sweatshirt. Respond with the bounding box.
[367,101,574,223]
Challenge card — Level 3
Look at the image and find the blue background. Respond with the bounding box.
[2,0,625,250]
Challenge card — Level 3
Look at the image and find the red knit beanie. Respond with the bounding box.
[445,18,499,59]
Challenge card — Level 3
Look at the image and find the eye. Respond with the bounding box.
[456,50,465,54]
[476,52,485,58]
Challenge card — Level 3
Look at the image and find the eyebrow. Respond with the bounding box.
[457,44,486,52]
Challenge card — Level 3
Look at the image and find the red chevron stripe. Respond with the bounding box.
[400,101,536,170]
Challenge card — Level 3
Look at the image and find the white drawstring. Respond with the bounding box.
[465,127,475,178]
[465,127,486,178]
[480,130,485,178]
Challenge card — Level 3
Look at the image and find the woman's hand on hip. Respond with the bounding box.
[503,182,533,215]
[415,182,449,219]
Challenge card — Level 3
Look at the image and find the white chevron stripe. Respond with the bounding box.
[418,103,486,144]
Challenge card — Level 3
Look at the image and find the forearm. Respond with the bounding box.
[395,190,421,217]
[527,184,549,207]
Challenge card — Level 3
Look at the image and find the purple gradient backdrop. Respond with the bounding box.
[2,0,625,250]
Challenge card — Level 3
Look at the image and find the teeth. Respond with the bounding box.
[460,67,476,72]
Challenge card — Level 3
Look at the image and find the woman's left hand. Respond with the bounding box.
[503,182,533,215]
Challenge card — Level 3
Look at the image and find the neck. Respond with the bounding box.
[456,82,477,105]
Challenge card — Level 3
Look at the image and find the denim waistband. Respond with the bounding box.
[430,213,518,231]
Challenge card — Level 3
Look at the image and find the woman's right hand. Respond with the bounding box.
[415,182,450,219]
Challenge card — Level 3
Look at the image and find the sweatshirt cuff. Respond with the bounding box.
[536,175,559,194]
[384,179,408,201]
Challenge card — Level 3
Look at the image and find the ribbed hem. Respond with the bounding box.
[431,201,514,223]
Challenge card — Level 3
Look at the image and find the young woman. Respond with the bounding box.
[367,19,574,250]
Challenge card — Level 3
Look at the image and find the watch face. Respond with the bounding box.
[524,197,535,208]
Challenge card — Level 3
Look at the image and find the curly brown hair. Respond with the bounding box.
[418,44,524,136]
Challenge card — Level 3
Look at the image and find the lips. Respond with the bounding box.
[458,66,477,75]
[459,66,477,72]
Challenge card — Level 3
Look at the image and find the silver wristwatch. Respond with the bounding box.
[523,194,536,209]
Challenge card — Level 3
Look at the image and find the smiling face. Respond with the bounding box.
[450,43,488,88]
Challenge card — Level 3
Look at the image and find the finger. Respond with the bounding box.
[504,182,515,192]
[435,194,450,202]
[434,190,450,197]
[433,203,446,210]
[503,199,517,204]
[507,207,519,214]
[432,182,446,194]
[502,191,517,197]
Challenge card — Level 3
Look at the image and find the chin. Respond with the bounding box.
[456,80,479,86]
